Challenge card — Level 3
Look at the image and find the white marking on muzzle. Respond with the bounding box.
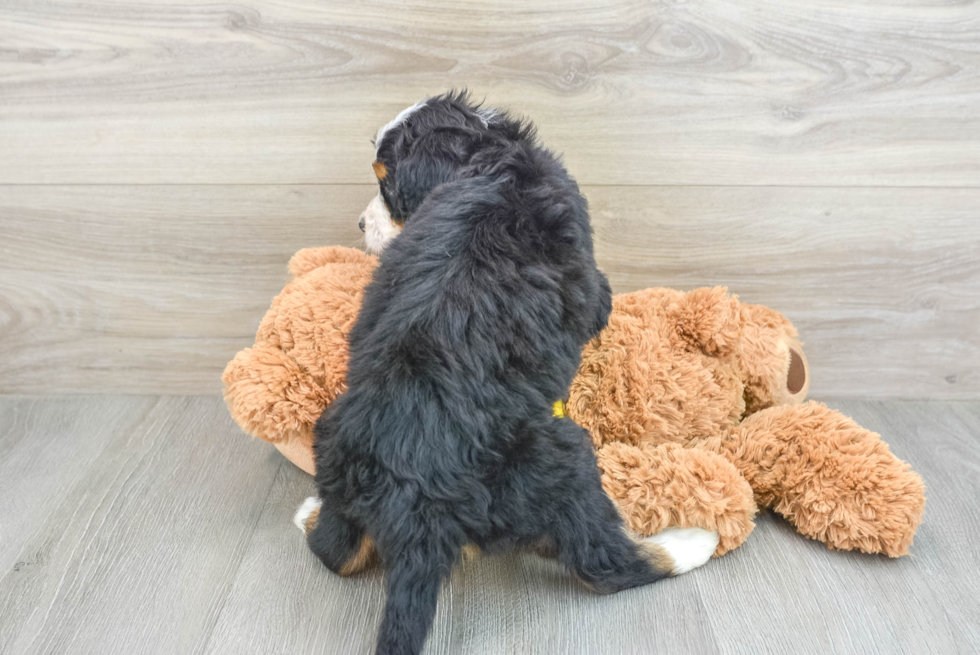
[360,193,401,253]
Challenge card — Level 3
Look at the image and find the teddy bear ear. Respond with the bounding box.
[786,344,808,396]
[673,287,742,357]
[287,246,378,279]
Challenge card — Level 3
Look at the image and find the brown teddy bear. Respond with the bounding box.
[224,246,925,560]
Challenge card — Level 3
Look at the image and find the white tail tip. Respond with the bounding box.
[646,527,719,575]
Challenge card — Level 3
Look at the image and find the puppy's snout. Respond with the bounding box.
[360,192,399,253]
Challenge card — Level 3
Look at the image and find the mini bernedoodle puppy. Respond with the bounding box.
[294,91,717,655]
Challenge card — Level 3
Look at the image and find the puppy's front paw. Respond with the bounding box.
[293,496,322,535]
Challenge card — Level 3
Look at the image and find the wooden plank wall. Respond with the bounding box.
[1,0,978,397]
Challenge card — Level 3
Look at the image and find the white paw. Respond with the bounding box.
[293,496,322,533]
[646,527,719,575]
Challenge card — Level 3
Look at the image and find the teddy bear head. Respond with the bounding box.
[660,286,810,416]
[735,302,810,414]
[569,286,809,449]
[222,246,377,467]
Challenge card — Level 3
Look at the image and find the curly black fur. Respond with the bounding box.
[309,92,668,655]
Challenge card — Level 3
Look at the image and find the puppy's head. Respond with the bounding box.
[359,91,502,252]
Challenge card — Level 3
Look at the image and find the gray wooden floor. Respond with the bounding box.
[0,396,977,655]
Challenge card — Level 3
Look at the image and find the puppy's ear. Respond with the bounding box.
[591,271,613,338]
[393,141,461,219]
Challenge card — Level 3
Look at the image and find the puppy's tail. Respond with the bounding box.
[637,526,720,577]
[374,556,444,655]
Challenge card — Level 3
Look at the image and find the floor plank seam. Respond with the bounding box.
[195,455,285,655]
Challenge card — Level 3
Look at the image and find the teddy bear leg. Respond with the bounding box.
[722,402,926,557]
[596,442,757,557]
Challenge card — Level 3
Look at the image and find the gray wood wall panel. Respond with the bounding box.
[1,0,977,398]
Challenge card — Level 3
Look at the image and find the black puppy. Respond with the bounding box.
[295,92,716,655]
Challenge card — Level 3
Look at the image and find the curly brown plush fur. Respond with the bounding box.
[703,403,926,557]
[224,246,925,558]
[596,443,756,556]
[568,285,924,557]
[223,247,376,449]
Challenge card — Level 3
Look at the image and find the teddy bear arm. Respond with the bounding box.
[711,402,925,557]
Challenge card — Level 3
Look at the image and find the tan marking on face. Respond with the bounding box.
[338,535,379,577]
[373,161,387,180]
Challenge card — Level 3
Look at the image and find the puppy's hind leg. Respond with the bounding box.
[295,496,378,577]
[293,496,322,534]
[546,484,665,593]
[551,483,717,591]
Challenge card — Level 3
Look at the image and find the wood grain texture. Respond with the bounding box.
[0,396,158,575]
[0,184,370,395]
[0,395,283,655]
[589,185,980,399]
[206,462,719,655]
[1,0,978,185]
[1,396,977,654]
[2,184,977,398]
